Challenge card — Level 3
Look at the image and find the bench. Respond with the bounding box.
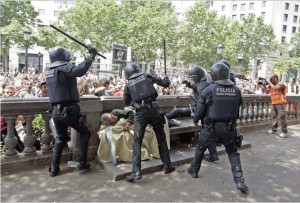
[169,118,200,143]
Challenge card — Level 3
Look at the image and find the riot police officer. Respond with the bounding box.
[166,66,219,162]
[187,63,249,193]
[46,46,97,177]
[123,63,175,182]
[219,59,236,84]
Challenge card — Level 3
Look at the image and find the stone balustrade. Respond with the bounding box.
[1,94,299,171]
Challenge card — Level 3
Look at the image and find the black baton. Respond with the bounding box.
[50,24,106,59]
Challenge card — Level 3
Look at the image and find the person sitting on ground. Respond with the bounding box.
[97,108,170,165]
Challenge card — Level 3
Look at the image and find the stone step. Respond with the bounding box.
[95,141,251,181]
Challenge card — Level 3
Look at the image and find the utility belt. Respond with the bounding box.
[133,100,158,110]
[203,117,237,131]
[51,102,78,117]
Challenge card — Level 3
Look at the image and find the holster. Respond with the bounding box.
[236,133,243,148]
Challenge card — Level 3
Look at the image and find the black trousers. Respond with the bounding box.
[166,107,218,156]
[189,122,244,184]
[132,108,172,172]
[51,104,90,165]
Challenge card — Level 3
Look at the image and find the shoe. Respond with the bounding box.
[236,180,249,193]
[267,129,278,134]
[125,171,142,182]
[204,155,219,162]
[169,119,181,127]
[164,165,176,174]
[278,133,287,138]
[77,162,90,171]
[49,165,60,177]
[187,166,198,178]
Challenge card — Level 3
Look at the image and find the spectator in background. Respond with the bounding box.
[287,78,299,94]
[102,79,111,96]
[36,81,48,97]
[15,80,35,98]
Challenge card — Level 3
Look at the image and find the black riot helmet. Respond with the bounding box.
[188,66,205,84]
[124,63,141,79]
[219,59,231,69]
[49,47,72,63]
[209,63,234,85]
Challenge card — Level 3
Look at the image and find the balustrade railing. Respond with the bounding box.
[1,94,299,165]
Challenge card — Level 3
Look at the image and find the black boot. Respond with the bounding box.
[164,164,175,174]
[125,171,142,182]
[187,166,198,178]
[204,154,219,162]
[49,139,65,177]
[236,180,249,193]
[77,130,91,171]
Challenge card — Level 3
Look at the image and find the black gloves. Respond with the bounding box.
[88,46,97,60]
[182,80,192,88]
[162,76,171,87]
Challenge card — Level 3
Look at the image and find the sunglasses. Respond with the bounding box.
[26,83,32,85]
[5,91,12,94]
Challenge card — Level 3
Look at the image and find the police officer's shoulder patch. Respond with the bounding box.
[45,68,54,79]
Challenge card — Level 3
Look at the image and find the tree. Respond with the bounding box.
[53,0,121,57]
[118,1,179,63]
[237,14,277,76]
[178,2,233,69]
[0,0,40,71]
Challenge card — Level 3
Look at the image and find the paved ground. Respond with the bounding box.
[1,124,300,202]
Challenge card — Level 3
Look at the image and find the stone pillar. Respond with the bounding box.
[41,113,53,153]
[23,115,37,155]
[4,116,18,156]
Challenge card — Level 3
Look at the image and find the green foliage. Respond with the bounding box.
[0,1,40,46]
[56,0,121,56]
[32,114,45,141]
[0,142,7,155]
[119,0,179,62]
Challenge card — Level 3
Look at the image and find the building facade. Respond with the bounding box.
[209,0,300,79]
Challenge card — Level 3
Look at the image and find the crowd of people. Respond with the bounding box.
[0,66,299,100]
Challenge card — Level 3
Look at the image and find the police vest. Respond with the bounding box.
[270,84,287,105]
[206,84,240,121]
[45,65,80,104]
[127,73,157,102]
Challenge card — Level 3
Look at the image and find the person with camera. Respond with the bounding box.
[262,74,288,138]
[187,63,249,193]
[45,46,97,177]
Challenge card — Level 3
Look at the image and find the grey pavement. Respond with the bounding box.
[1,124,300,202]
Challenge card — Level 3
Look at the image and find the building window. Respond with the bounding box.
[283,25,287,32]
[232,15,237,21]
[281,36,286,42]
[38,9,45,15]
[240,14,245,20]
[261,12,265,18]
[292,26,297,33]
[54,11,59,17]
[233,4,237,11]
[241,4,245,11]
[294,16,298,23]
[262,1,266,7]
[285,3,289,10]
[295,5,299,12]
[249,3,254,10]
[284,14,288,21]
[222,5,225,11]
